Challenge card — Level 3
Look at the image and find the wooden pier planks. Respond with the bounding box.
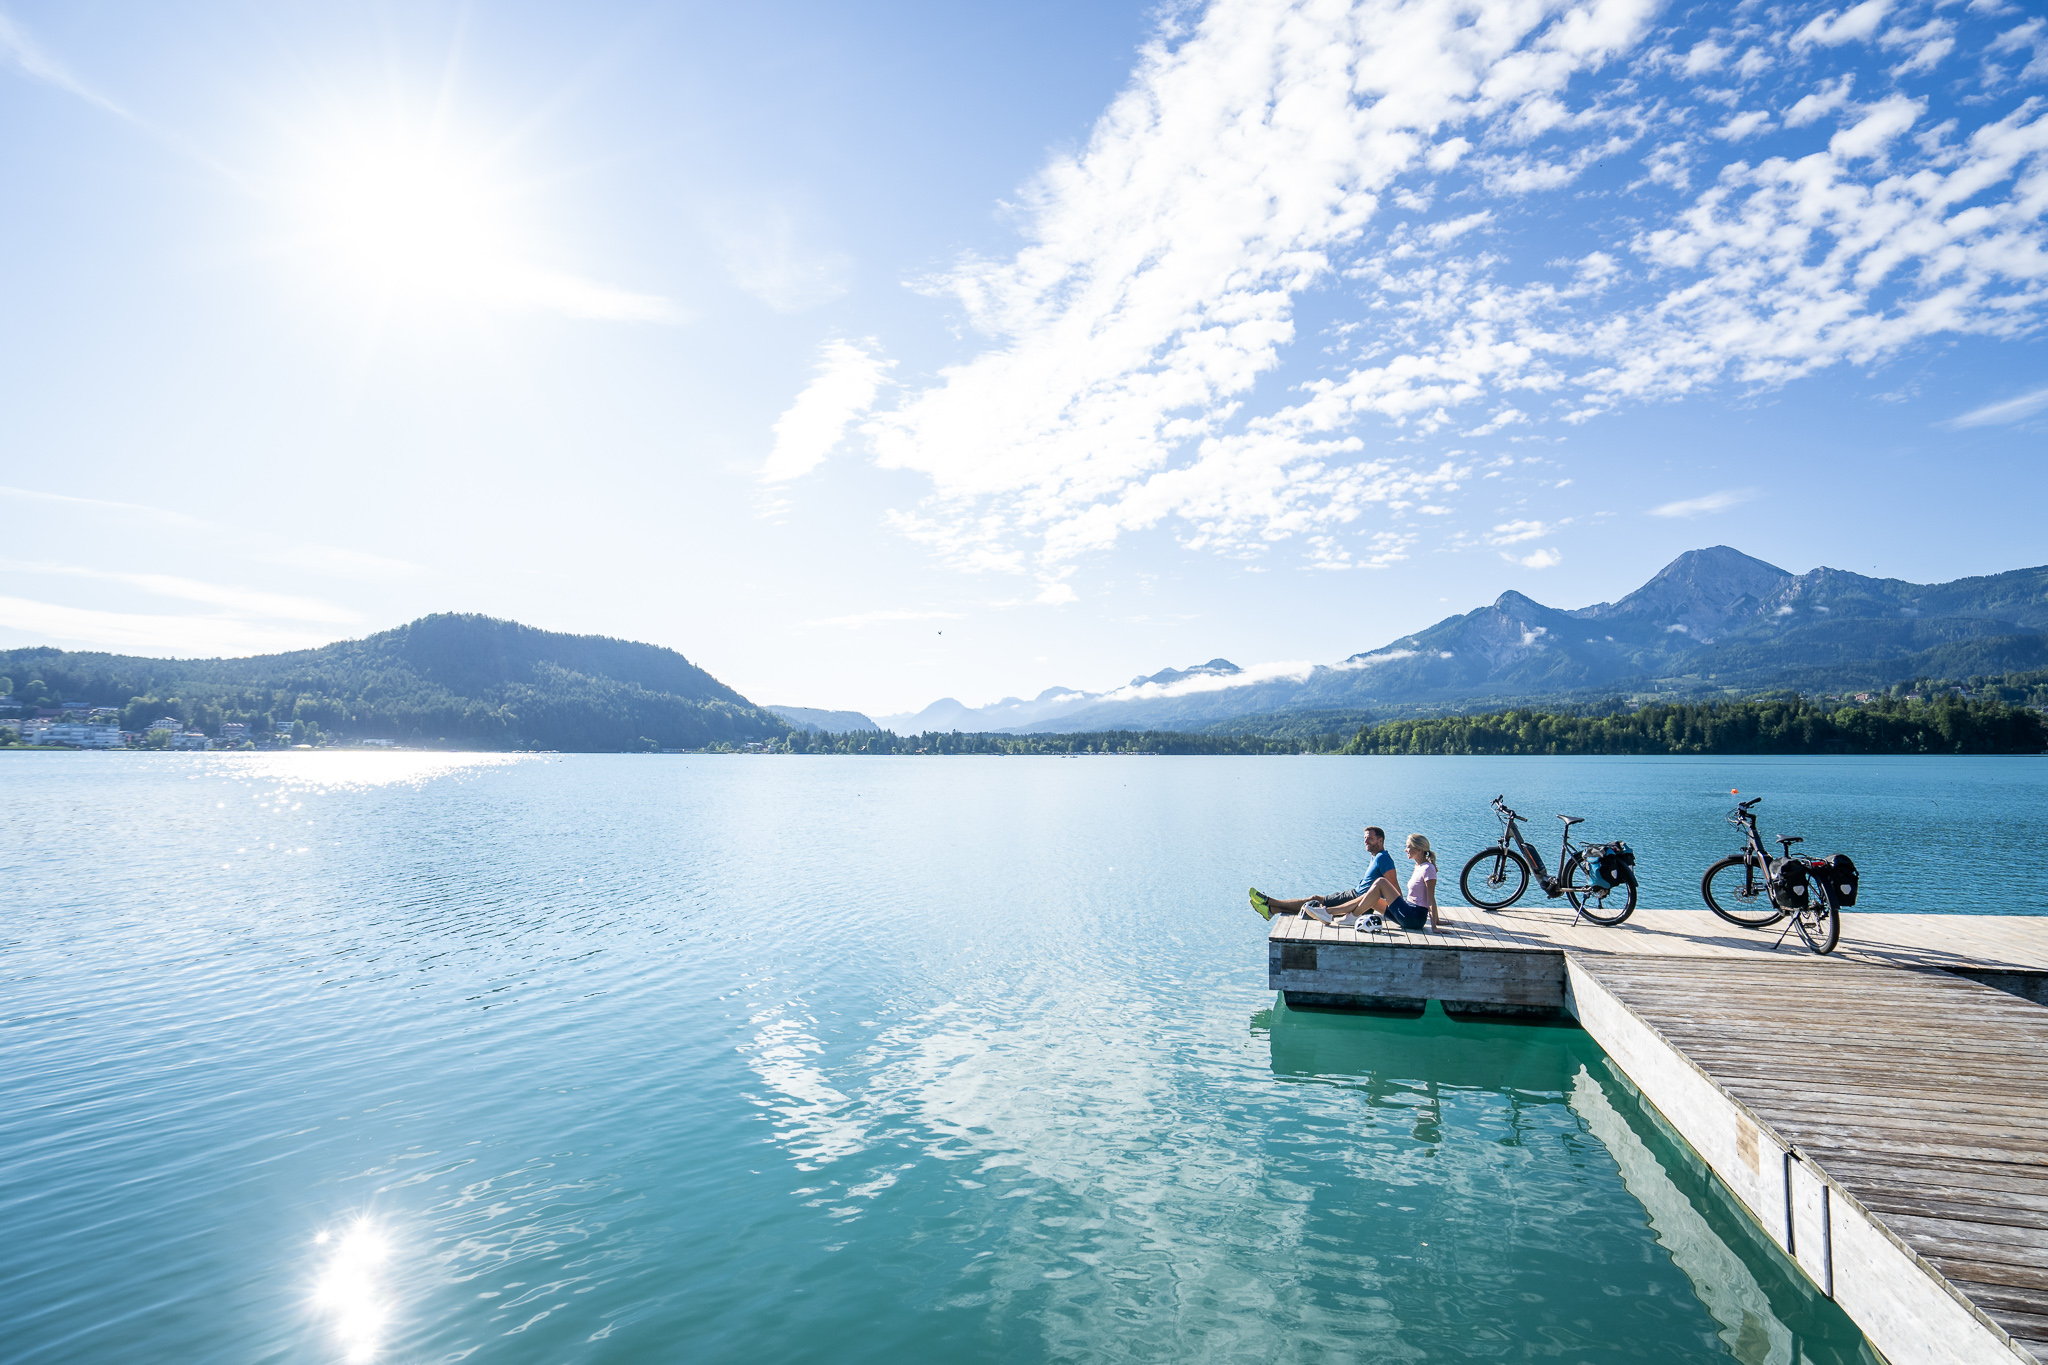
[1582,957,2048,1364]
[1268,902,2048,974]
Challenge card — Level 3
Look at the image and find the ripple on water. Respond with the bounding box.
[0,754,1932,1362]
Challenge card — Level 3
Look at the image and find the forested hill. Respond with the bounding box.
[0,614,789,751]
[1340,694,2047,756]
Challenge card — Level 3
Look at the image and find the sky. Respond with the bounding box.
[2,0,2045,718]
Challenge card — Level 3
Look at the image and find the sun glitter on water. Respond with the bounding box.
[312,1220,391,1362]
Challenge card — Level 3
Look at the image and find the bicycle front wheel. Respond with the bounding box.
[1461,847,1529,910]
[1795,884,1840,955]
[1563,854,1636,926]
[1702,855,1784,928]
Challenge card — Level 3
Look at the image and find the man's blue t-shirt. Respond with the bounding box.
[1355,851,1396,899]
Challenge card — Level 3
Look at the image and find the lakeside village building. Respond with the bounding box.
[1,705,298,751]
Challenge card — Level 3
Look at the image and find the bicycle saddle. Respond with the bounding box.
[1557,814,1585,826]
[1776,835,1804,846]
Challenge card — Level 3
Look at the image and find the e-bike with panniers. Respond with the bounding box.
[1700,796,1858,955]
[1460,795,1639,926]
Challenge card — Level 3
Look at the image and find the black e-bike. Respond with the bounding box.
[1460,795,1638,926]
[1699,796,1855,955]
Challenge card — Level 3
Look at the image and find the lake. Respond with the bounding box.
[9,751,2036,1362]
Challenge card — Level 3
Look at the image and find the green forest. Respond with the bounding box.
[0,614,788,752]
[1339,693,2047,756]
[779,727,1340,755]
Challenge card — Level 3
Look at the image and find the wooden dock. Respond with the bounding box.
[1267,905,2048,1364]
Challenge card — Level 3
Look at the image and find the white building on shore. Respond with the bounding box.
[43,723,123,749]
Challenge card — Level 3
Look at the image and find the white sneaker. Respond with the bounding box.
[1338,913,1359,929]
[1304,903,1335,924]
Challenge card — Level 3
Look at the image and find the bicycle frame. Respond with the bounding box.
[1727,802,1821,908]
[1489,803,1581,897]
[1728,805,1771,897]
[1728,802,1807,903]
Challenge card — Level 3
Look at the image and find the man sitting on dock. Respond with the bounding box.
[1250,826,1397,925]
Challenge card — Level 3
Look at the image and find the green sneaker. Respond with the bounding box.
[1249,888,1274,921]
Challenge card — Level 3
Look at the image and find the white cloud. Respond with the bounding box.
[1427,138,1472,171]
[1792,0,1894,49]
[0,12,128,117]
[844,0,2046,584]
[1427,210,1495,245]
[1649,488,1757,517]
[1332,649,1417,670]
[1715,110,1774,141]
[1099,657,1316,701]
[1681,40,1729,76]
[1464,406,1527,436]
[762,339,894,482]
[715,207,852,313]
[0,560,361,624]
[1784,75,1855,128]
[1486,519,1552,545]
[1508,547,1563,568]
[476,264,678,323]
[1992,20,2047,83]
[0,597,339,657]
[1829,95,1922,163]
[1881,19,1956,76]
[865,0,1658,572]
[1945,387,2048,428]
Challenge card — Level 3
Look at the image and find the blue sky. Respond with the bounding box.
[3,0,2044,717]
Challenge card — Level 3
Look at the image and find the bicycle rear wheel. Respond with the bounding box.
[1461,847,1529,910]
[1562,854,1636,926]
[1794,884,1840,955]
[1702,855,1784,928]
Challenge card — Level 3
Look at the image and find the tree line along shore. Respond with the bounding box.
[776,691,2045,757]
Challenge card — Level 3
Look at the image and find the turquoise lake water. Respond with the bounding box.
[8,752,2038,1362]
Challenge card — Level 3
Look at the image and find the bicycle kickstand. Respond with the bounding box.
[1771,914,1796,951]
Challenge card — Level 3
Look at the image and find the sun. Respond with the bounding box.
[277,115,671,324]
[295,127,521,306]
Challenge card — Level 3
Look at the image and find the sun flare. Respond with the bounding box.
[282,117,672,323]
[297,130,518,303]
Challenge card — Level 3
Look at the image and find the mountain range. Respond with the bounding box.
[870,547,2048,734]
[767,705,881,734]
[9,548,2043,749]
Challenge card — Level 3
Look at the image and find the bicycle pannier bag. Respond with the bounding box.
[1600,841,1635,887]
[1771,858,1810,911]
[1826,853,1858,907]
[1585,843,1613,888]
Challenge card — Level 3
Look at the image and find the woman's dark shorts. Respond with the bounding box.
[1385,897,1430,931]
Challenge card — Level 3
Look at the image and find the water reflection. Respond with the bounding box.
[200,750,530,792]
[312,1219,393,1362]
[1265,1001,1880,1364]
